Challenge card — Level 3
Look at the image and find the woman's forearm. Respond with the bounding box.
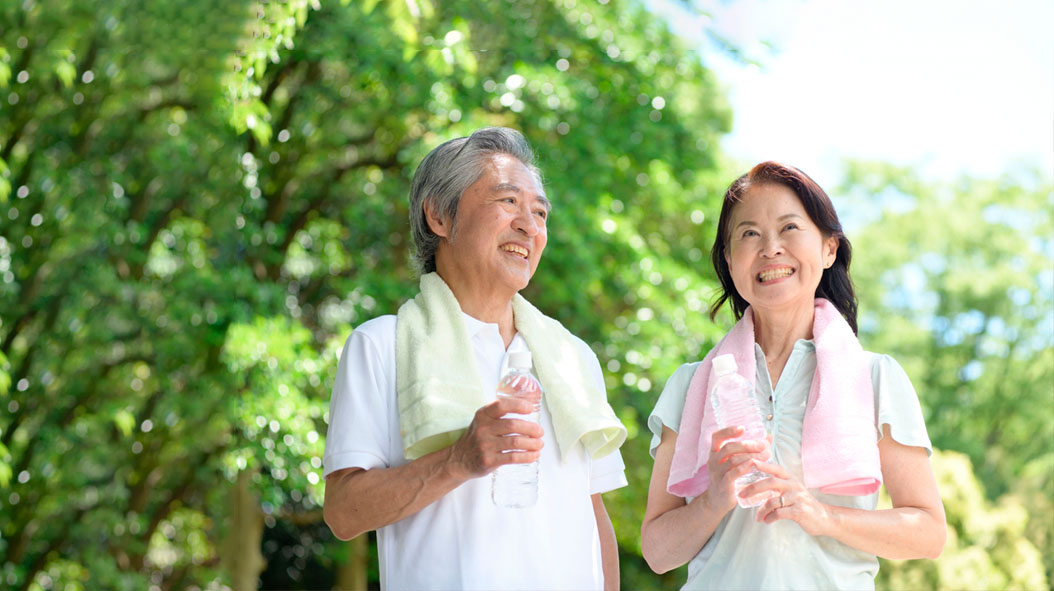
[822,503,946,559]
[752,429,947,560]
[824,427,947,559]
[642,490,725,573]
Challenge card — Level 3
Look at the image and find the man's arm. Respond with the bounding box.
[323,396,543,540]
[591,493,619,591]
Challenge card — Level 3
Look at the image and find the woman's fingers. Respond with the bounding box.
[710,425,745,452]
[749,460,791,479]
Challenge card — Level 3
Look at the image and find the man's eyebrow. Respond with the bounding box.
[494,183,552,212]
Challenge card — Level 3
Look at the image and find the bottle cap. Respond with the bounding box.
[712,353,737,375]
[508,350,533,369]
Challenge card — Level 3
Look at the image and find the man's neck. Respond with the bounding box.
[439,273,517,348]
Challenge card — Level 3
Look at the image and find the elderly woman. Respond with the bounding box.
[641,162,946,589]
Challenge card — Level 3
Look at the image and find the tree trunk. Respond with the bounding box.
[333,533,368,590]
[222,469,266,591]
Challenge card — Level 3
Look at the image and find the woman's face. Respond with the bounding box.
[723,182,838,317]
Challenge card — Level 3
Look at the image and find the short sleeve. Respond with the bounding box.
[323,316,398,477]
[870,353,932,454]
[590,449,628,494]
[575,336,628,494]
[647,362,701,458]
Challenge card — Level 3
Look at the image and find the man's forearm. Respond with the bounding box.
[324,396,545,540]
[323,445,470,540]
[592,493,620,591]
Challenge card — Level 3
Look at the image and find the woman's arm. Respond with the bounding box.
[747,424,947,559]
[640,425,770,573]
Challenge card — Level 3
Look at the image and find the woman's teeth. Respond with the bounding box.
[759,267,793,282]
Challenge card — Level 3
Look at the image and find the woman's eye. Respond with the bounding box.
[784,223,799,231]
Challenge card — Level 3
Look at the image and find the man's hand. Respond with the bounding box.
[447,397,545,479]
[325,397,545,540]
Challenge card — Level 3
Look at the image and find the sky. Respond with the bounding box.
[649,0,1053,188]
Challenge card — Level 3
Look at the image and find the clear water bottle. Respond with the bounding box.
[491,350,543,508]
[710,353,770,508]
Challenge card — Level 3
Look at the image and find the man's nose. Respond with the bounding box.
[513,207,541,236]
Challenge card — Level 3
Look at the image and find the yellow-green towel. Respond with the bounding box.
[396,273,627,461]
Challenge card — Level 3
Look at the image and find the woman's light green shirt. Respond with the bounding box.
[647,340,932,591]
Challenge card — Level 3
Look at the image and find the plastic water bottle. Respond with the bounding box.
[491,350,543,508]
[710,353,770,508]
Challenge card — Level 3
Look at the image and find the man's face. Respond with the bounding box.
[432,153,549,299]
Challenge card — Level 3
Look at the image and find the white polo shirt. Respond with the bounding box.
[324,313,627,590]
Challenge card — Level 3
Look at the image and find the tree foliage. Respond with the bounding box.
[841,163,1053,589]
[2,0,1048,589]
[1,0,732,588]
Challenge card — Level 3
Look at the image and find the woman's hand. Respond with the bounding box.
[741,461,833,536]
[705,426,771,514]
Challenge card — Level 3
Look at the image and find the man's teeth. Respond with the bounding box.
[759,268,793,282]
[501,245,528,257]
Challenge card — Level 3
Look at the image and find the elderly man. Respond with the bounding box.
[322,127,627,590]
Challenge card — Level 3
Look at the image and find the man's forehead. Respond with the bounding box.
[481,155,548,202]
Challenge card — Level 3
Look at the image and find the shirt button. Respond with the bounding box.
[766,413,774,421]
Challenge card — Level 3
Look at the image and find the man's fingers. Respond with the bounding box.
[496,450,542,465]
[497,435,544,453]
[482,397,536,419]
[493,418,543,438]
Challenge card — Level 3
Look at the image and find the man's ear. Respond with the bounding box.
[423,198,451,239]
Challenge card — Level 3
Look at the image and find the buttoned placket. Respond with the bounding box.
[754,341,813,466]
[754,345,777,441]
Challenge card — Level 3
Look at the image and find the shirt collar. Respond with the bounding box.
[461,311,500,339]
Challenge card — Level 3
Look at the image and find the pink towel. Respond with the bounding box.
[667,298,881,498]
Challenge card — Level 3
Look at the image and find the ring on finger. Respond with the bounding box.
[779,495,785,508]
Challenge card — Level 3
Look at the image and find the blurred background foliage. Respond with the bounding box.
[0,0,1050,590]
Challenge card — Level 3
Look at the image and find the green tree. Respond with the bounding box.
[1,0,733,588]
[877,450,1048,590]
[840,163,1054,587]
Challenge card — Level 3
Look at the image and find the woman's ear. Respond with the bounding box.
[423,198,451,239]
[823,236,839,268]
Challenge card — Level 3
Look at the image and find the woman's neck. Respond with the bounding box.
[752,302,815,387]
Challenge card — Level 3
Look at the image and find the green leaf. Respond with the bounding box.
[113,409,135,438]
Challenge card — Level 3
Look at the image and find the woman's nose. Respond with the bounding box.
[760,235,784,257]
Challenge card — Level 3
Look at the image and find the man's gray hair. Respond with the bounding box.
[409,127,542,274]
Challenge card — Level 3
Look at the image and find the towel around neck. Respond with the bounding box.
[667,298,881,498]
[396,273,627,462]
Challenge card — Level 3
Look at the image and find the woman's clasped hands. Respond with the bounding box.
[739,461,835,536]
[708,426,834,536]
